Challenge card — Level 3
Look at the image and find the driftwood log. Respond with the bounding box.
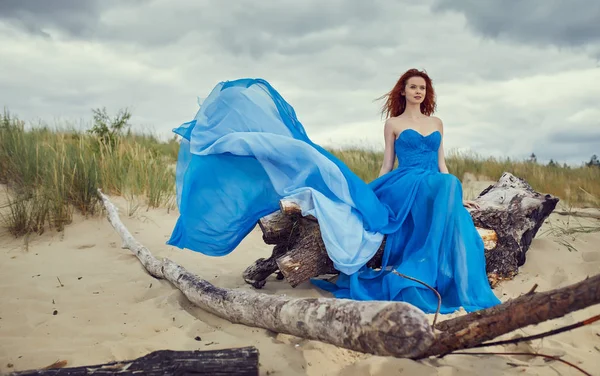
[472,172,561,284]
[96,189,600,364]
[244,172,560,289]
[9,347,259,376]
[423,273,600,358]
[97,189,435,359]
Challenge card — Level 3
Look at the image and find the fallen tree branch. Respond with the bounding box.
[434,274,600,334]
[10,347,260,376]
[97,189,600,363]
[469,313,600,350]
[422,273,600,358]
[97,189,435,359]
[100,189,164,279]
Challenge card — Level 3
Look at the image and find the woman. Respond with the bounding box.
[168,70,501,314]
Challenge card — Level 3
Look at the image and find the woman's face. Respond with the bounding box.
[403,76,426,105]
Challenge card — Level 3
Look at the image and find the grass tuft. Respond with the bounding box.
[0,109,177,237]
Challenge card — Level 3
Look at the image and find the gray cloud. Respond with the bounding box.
[203,0,389,57]
[0,0,390,54]
[432,0,600,49]
[0,0,107,37]
[532,139,598,166]
[548,128,600,144]
[0,0,598,166]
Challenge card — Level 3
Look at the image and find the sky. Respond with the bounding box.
[1,0,599,165]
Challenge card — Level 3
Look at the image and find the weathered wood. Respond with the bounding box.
[9,347,260,375]
[274,217,394,287]
[99,189,164,279]
[163,258,434,358]
[276,218,338,286]
[244,212,302,287]
[257,210,299,245]
[417,273,600,358]
[279,199,315,220]
[476,227,499,250]
[242,243,289,288]
[97,189,436,359]
[97,189,600,362]
[250,172,558,289]
[472,172,560,283]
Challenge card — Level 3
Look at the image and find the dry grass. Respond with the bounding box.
[0,110,177,237]
[2,109,598,237]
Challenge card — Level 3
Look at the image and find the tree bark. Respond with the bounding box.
[418,273,600,358]
[472,172,560,284]
[164,258,434,358]
[257,210,299,245]
[242,243,289,288]
[243,210,302,288]
[97,189,435,359]
[9,347,260,376]
[247,172,559,289]
[99,189,164,279]
[275,218,339,286]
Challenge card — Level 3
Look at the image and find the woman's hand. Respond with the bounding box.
[463,200,480,209]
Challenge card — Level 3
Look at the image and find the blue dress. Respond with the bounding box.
[167,78,501,314]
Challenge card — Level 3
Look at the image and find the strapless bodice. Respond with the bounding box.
[395,129,441,172]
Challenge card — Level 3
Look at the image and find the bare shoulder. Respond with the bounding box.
[429,115,443,126]
[384,117,401,132]
[385,116,409,129]
[384,117,409,139]
[385,117,402,126]
[429,115,444,133]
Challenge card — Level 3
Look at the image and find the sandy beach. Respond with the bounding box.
[1,186,599,376]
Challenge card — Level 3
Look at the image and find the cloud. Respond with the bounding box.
[432,0,600,51]
[0,0,106,38]
[0,0,390,53]
[0,0,598,166]
[436,68,600,164]
[548,122,600,148]
[548,129,600,145]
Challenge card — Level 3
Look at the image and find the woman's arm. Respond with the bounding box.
[438,140,449,173]
[434,118,479,208]
[378,119,396,177]
[435,117,449,174]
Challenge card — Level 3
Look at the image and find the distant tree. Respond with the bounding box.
[547,159,558,167]
[527,153,537,163]
[88,107,132,148]
[587,154,600,167]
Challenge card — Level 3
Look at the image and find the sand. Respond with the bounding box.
[1,187,599,375]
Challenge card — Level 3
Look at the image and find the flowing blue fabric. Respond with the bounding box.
[167,78,501,314]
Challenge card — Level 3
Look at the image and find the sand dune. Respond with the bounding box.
[1,191,599,375]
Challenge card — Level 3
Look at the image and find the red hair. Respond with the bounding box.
[378,68,437,118]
